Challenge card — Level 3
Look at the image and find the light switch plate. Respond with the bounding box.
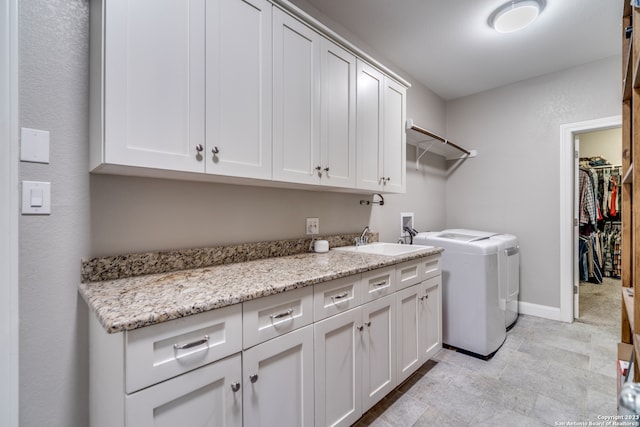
[22,181,51,215]
[20,127,50,164]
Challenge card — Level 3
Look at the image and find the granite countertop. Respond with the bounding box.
[79,246,442,334]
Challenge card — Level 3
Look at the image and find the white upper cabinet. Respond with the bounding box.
[91,0,407,193]
[272,8,321,185]
[205,0,273,179]
[272,16,357,188]
[99,0,206,172]
[355,61,384,191]
[382,78,407,193]
[320,39,357,188]
[356,60,406,193]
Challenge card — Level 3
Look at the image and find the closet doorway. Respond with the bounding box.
[560,116,621,323]
[575,127,622,329]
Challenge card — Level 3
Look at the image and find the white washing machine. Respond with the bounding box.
[445,230,520,330]
[414,231,506,359]
[489,233,520,330]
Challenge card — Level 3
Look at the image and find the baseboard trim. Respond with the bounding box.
[518,301,563,322]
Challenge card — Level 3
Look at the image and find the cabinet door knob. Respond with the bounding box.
[231,382,241,392]
[364,321,371,327]
[249,374,259,383]
[195,144,204,153]
[324,167,330,172]
[356,325,364,331]
[212,146,219,155]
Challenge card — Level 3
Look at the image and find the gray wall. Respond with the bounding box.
[444,56,621,309]
[579,127,622,165]
[19,0,91,426]
[17,1,446,426]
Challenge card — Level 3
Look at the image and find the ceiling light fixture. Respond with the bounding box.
[489,0,544,34]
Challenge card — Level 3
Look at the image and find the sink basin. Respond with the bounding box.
[332,242,433,256]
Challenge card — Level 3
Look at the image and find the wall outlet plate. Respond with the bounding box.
[306,217,319,235]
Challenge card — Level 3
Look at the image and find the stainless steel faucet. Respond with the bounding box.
[356,226,370,246]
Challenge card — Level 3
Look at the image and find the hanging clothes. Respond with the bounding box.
[579,168,597,227]
[609,175,618,217]
[577,162,622,283]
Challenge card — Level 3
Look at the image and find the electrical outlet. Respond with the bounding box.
[306,217,319,235]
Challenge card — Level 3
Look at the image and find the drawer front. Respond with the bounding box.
[125,304,242,393]
[361,266,396,303]
[243,286,314,349]
[314,275,362,321]
[395,259,422,290]
[418,255,441,281]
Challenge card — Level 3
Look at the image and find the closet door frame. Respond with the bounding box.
[559,115,622,322]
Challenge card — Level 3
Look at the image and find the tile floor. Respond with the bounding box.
[354,314,619,426]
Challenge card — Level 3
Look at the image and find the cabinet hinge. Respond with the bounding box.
[573,218,578,227]
[574,150,579,159]
[574,285,578,295]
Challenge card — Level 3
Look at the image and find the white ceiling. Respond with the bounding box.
[292,0,623,100]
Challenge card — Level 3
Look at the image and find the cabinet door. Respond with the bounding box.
[320,39,356,188]
[361,294,396,411]
[314,308,362,427]
[395,285,421,384]
[419,277,443,362]
[206,0,272,179]
[125,353,242,427]
[382,77,406,193]
[243,325,314,427]
[273,9,321,185]
[104,0,205,172]
[355,60,384,191]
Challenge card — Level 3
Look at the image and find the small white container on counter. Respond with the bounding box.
[314,240,329,253]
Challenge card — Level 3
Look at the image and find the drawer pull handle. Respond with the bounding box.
[249,374,259,383]
[231,382,241,392]
[331,292,349,302]
[270,308,293,320]
[372,280,387,287]
[173,335,209,351]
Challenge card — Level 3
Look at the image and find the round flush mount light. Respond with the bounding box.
[489,0,545,33]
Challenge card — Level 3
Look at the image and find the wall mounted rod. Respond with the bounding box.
[408,122,471,156]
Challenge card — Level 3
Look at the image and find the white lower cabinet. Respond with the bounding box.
[361,294,397,411]
[314,294,396,427]
[420,276,443,362]
[89,256,441,427]
[396,276,442,384]
[243,325,315,427]
[314,308,362,427]
[125,353,243,427]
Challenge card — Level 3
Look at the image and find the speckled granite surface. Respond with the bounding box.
[81,233,378,283]
[79,246,442,334]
